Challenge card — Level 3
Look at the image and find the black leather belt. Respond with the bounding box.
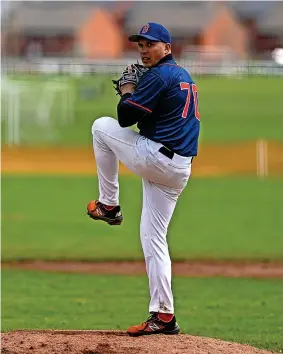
[159,146,174,159]
[159,146,194,162]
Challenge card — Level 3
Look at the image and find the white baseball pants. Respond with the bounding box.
[92,117,192,314]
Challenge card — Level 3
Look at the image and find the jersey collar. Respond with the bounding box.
[155,54,176,66]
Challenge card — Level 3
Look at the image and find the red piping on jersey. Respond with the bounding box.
[125,99,152,113]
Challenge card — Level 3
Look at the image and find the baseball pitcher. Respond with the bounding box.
[87,22,200,336]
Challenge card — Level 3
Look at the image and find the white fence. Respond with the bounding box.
[2,57,283,76]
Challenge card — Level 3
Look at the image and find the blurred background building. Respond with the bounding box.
[1,0,283,60]
[1,1,282,176]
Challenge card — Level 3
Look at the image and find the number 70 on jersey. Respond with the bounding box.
[180,82,200,121]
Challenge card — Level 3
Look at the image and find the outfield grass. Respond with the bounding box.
[2,269,282,352]
[2,76,283,145]
[2,175,283,261]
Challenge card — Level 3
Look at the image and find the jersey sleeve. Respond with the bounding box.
[124,71,167,114]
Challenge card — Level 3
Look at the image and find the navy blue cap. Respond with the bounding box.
[129,22,171,44]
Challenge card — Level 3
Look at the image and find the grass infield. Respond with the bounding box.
[2,269,283,352]
[2,175,283,261]
[2,76,283,146]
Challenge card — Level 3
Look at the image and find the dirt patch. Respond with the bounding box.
[3,260,283,278]
[2,261,282,353]
[1,330,277,354]
[2,142,283,176]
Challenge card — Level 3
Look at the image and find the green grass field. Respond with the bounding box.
[2,269,283,352]
[2,76,283,146]
[2,175,283,261]
[2,74,283,352]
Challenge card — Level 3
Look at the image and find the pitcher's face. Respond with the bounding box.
[138,39,171,68]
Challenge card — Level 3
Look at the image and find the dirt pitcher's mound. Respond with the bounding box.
[1,330,277,354]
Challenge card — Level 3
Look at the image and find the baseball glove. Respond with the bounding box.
[112,63,148,96]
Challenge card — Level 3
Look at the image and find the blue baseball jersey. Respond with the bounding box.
[123,55,200,157]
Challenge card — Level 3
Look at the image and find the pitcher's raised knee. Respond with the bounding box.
[91,117,116,136]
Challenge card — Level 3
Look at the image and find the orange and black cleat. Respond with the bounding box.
[127,312,180,337]
[87,200,123,226]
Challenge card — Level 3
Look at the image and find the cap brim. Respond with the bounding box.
[129,34,161,42]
